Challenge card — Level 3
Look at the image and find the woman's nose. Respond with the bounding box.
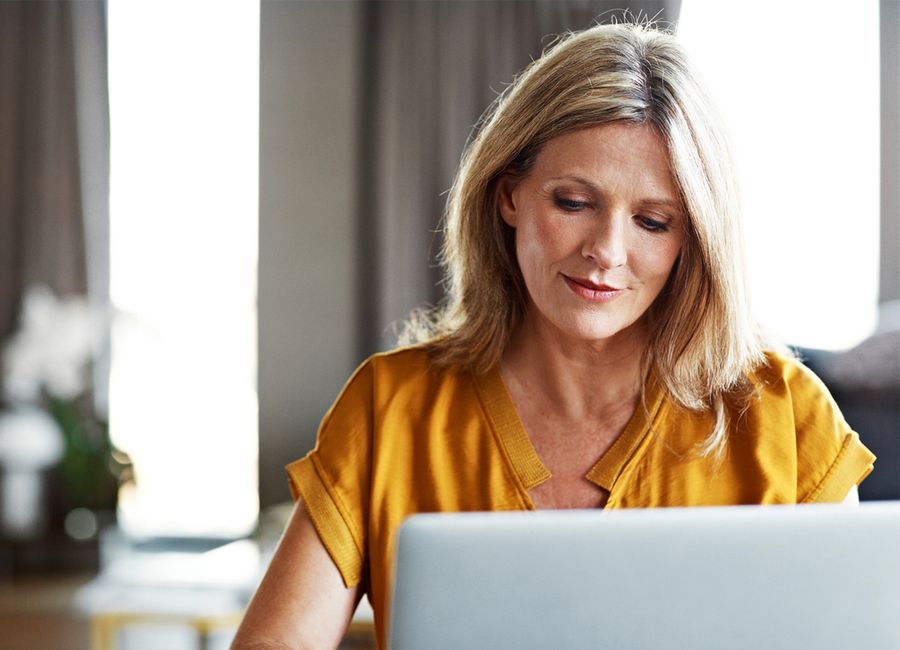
[581,215,627,269]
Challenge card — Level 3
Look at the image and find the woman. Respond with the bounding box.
[233,22,875,649]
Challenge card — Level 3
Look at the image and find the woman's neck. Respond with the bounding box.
[500,313,647,422]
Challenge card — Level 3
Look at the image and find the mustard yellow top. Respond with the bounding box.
[286,346,875,648]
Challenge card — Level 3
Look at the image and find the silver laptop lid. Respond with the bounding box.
[389,503,900,650]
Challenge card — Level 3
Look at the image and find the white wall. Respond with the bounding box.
[258,1,361,507]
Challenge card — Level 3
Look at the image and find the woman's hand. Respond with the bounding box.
[232,498,361,649]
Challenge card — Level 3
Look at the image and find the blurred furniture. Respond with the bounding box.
[75,531,257,650]
[0,571,92,650]
[74,525,376,650]
[801,304,900,501]
[88,611,242,650]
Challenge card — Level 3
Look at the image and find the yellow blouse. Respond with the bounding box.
[286,346,875,648]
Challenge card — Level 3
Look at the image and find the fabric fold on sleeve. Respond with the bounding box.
[286,455,364,588]
[283,357,375,589]
[801,431,876,503]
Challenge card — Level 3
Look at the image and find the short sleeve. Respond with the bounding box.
[285,359,374,588]
[786,359,876,503]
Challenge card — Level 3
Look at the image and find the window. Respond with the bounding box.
[678,2,880,350]
[108,0,260,537]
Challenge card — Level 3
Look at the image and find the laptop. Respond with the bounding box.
[389,503,900,649]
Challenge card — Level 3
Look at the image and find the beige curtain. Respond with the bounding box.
[358,1,682,354]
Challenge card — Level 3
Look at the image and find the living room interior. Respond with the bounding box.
[1,1,898,649]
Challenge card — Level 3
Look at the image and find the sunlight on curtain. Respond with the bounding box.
[108,0,259,537]
[678,2,880,351]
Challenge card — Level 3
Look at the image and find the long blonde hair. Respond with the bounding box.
[404,22,771,457]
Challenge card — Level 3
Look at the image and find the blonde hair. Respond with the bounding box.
[404,22,771,458]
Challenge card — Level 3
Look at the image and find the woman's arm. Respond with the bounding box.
[232,498,361,649]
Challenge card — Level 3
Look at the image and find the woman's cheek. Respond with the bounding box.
[531,216,572,261]
[515,228,544,280]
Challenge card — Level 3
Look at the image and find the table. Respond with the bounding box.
[75,528,376,649]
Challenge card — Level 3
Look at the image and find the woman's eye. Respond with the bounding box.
[556,197,587,212]
[637,215,669,232]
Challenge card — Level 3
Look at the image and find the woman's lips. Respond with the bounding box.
[563,275,624,302]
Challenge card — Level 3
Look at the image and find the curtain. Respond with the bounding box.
[358,1,681,354]
[0,1,109,408]
[882,0,900,305]
[71,1,111,416]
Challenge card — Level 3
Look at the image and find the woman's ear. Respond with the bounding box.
[496,173,519,228]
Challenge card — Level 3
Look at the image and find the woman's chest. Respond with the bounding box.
[528,477,610,509]
[518,404,633,508]
[522,420,626,510]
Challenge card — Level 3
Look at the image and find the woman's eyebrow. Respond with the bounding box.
[547,174,600,191]
[640,198,685,215]
[548,175,684,214]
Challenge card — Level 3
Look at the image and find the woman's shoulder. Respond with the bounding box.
[358,343,454,375]
[348,343,471,399]
[741,349,874,501]
[365,343,434,374]
[742,348,852,435]
[747,348,834,404]
[304,344,472,468]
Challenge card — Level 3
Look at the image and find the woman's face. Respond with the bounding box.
[498,122,686,348]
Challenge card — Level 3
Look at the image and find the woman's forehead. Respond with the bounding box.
[530,124,680,201]
[537,123,669,166]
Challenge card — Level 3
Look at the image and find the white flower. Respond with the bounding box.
[2,285,105,403]
[0,406,64,469]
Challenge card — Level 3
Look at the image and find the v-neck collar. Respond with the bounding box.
[474,365,666,498]
[475,365,552,490]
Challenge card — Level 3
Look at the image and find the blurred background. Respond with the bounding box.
[0,0,897,648]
